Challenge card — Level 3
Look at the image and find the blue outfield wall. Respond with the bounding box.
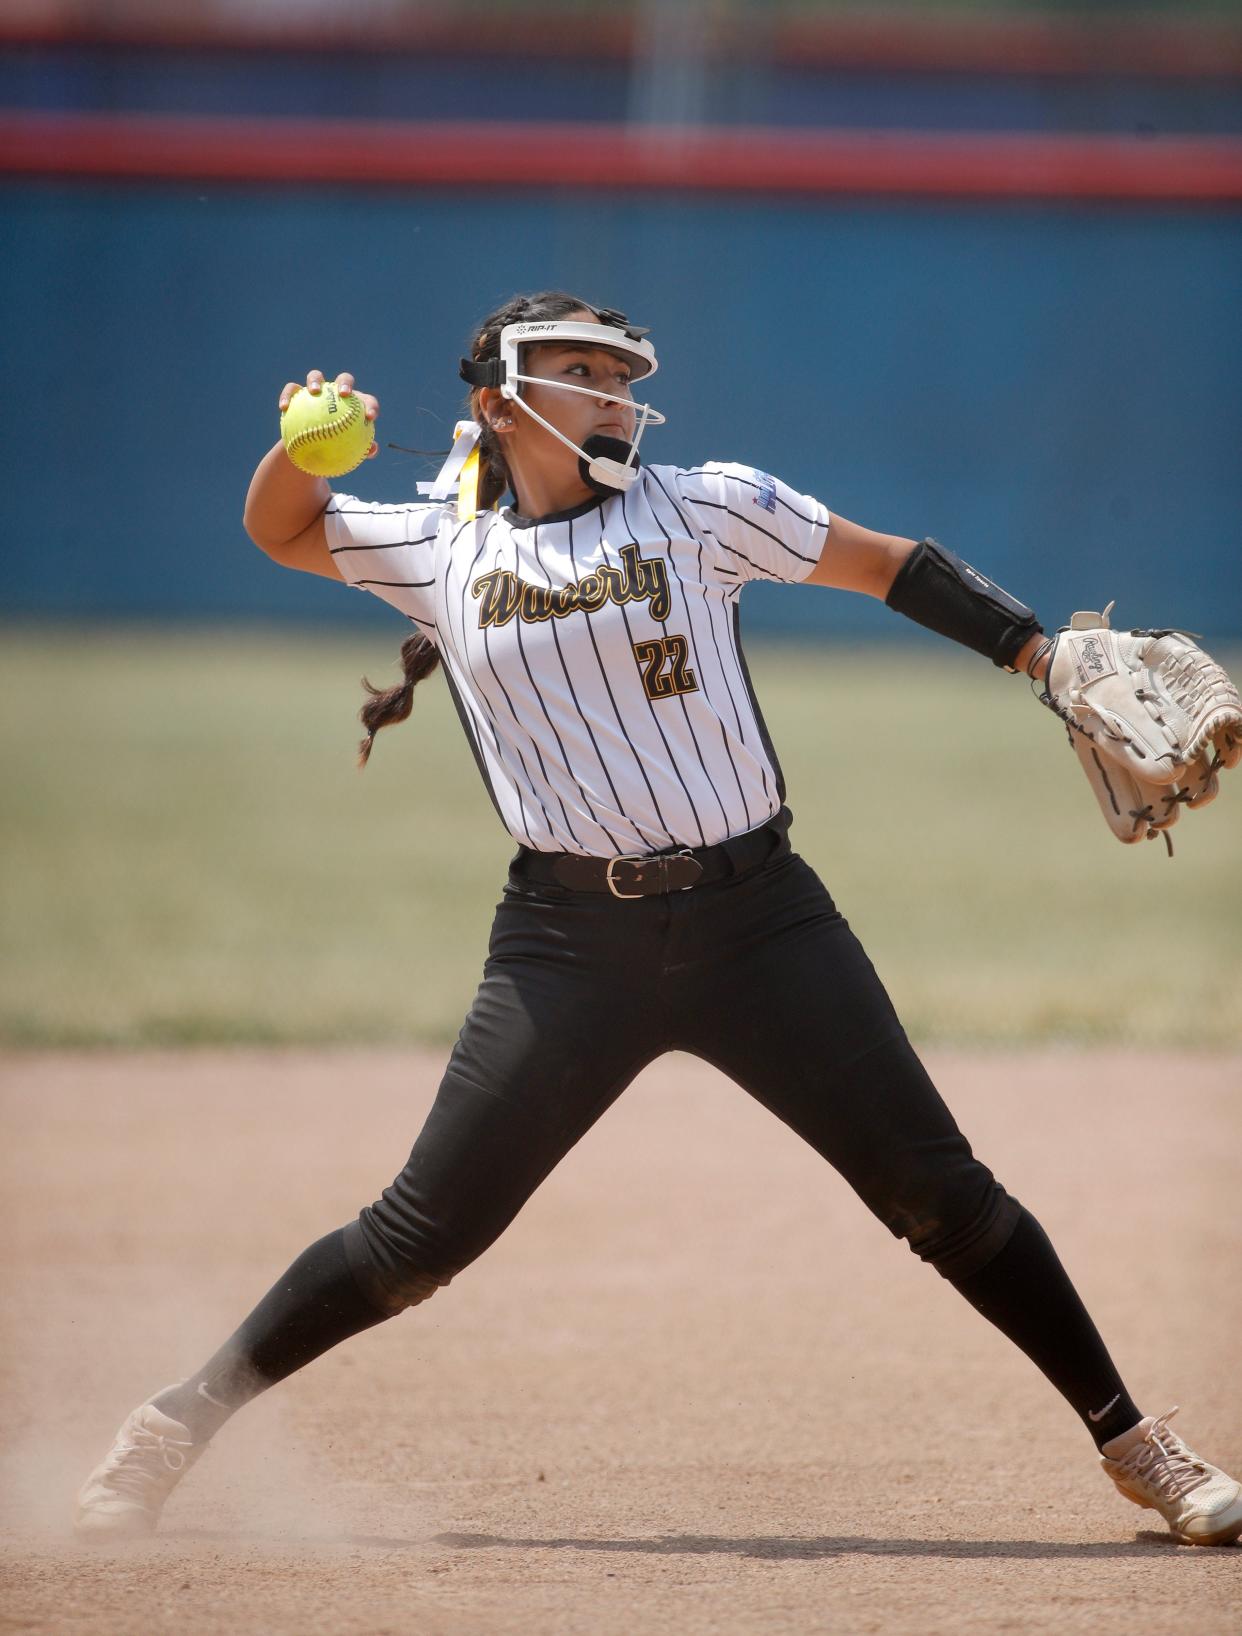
[6,183,1241,638]
[6,44,1242,134]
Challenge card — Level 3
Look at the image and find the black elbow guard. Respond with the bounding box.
[885,538,1042,669]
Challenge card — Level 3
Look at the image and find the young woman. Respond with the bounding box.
[76,291,1241,1547]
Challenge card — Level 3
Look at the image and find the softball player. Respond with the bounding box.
[76,291,1242,1547]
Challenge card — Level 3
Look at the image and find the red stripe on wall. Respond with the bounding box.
[2,113,1240,202]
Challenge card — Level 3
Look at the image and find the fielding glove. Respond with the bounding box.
[1041,604,1242,852]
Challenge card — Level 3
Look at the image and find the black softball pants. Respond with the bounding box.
[175,819,1139,1449]
[342,835,1019,1310]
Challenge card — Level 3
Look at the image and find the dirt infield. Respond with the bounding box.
[2,1049,1238,1634]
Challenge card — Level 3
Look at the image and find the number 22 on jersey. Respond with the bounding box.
[632,636,699,701]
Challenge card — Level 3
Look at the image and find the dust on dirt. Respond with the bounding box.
[2,1048,1238,1635]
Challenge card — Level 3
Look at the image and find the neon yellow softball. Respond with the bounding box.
[280,382,375,478]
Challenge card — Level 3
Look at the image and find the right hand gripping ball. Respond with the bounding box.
[281,382,375,477]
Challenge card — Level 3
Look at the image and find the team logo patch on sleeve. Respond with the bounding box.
[751,471,777,514]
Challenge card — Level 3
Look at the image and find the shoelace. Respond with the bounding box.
[1117,1409,1211,1504]
[102,1423,192,1497]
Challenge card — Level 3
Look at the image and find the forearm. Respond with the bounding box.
[243,441,331,550]
[885,538,1043,672]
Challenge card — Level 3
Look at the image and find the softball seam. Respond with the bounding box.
[283,389,367,449]
[282,387,373,474]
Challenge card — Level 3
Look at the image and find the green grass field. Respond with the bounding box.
[2,626,1239,1049]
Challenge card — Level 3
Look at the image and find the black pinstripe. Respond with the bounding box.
[529,523,643,854]
[509,609,599,852]
[729,598,787,803]
[689,499,821,567]
[454,514,585,853]
[445,515,559,851]
[629,486,733,837]
[352,578,437,590]
[646,470,759,834]
[564,512,674,852]
[449,516,546,850]
[328,532,439,555]
[615,491,709,848]
[678,467,831,532]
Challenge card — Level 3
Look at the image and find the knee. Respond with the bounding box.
[342,1216,457,1316]
[885,1166,1022,1281]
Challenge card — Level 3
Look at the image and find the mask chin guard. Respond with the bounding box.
[578,435,640,495]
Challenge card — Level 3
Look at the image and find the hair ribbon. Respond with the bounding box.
[417,420,484,519]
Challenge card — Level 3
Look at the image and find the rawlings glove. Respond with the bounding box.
[1040,603,1242,853]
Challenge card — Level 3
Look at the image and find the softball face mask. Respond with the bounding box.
[460,318,665,495]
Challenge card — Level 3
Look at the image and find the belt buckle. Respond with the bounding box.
[606,849,702,898]
[605,854,647,899]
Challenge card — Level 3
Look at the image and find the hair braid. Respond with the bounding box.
[357,630,440,767]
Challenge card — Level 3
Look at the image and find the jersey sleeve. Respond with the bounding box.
[324,494,446,635]
[672,462,830,587]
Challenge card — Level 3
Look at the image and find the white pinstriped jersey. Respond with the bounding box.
[325,462,830,856]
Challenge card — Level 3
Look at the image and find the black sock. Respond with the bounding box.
[949,1207,1142,1450]
[153,1227,393,1442]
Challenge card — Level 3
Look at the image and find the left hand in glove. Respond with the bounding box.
[1040,603,1242,852]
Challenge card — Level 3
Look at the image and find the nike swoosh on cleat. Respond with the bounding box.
[1089,1393,1122,1423]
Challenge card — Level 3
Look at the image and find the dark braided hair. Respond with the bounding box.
[357,290,601,766]
[357,629,444,767]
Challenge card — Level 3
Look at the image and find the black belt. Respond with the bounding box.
[511,809,792,899]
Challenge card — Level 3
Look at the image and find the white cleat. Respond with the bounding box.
[75,1399,203,1539]
[1101,1407,1242,1547]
